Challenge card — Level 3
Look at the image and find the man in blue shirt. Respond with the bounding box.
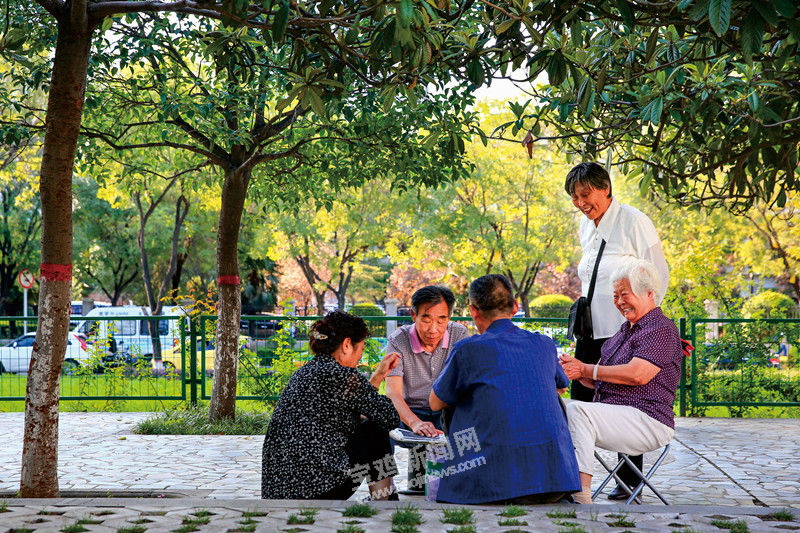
[429,274,581,504]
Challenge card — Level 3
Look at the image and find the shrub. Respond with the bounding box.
[350,303,386,337]
[529,294,573,318]
[743,291,798,319]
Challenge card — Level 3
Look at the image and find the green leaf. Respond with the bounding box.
[496,19,516,35]
[677,0,693,10]
[752,0,779,26]
[101,17,114,32]
[615,0,635,30]
[740,12,764,65]
[546,52,567,86]
[688,0,710,21]
[345,16,360,45]
[272,0,290,43]
[650,96,663,124]
[773,0,797,17]
[708,0,732,36]
[645,29,658,63]
[398,0,413,28]
[776,189,786,208]
[595,68,607,93]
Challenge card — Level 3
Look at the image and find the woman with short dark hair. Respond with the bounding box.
[564,161,669,500]
[262,310,401,500]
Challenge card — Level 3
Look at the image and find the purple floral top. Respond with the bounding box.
[595,307,683,429]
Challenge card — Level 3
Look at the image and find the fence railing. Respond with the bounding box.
[2,315,799,415]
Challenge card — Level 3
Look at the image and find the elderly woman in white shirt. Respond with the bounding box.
[564,161,669,500]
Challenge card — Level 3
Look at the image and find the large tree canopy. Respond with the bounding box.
[486,0,800,210]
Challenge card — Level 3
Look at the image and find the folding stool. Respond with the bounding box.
[591,444,671,504]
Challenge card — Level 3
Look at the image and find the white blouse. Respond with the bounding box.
[577,197,669,339]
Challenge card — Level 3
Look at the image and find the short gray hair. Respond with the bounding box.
[611,259,663,301]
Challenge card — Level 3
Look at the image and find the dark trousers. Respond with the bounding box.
[571,336,643,489]
[395,408,443,491]
[313,419,397,500]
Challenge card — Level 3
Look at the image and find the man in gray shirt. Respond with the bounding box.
[385,286,469,491]
[386,285,469,435]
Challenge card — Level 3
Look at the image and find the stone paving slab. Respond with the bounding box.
[0,412,798,510]
[1,499,799,533]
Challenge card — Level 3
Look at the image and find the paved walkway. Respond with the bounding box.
[0,413,798,532]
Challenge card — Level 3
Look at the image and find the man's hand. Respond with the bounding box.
[410,419,443,437]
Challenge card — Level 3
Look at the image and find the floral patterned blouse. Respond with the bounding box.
[261,354,400,499]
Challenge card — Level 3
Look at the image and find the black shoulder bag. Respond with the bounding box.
[567,239,606,341]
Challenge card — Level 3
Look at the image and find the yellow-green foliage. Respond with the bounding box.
[529,294,573,318]
[743,291,798,319]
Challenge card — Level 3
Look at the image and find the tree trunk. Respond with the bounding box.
[313,290,326,315]
[21,19,91,498]
[171,252,187,304]
[209,167,249,421]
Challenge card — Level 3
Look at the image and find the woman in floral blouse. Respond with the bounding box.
[262,310,401,500]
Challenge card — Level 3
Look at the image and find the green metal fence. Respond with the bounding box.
[2,314,799,415]
[686,317,800,416]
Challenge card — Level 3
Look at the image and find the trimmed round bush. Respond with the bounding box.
[742,290,799,319]
[350,303,385,337]
[529,294,573,318]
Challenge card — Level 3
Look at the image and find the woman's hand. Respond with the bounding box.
[559,353,587,381]
[369,352,401,389]
[376,352,401,377]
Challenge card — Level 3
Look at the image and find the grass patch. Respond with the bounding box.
[558,525,587,533]
[182,516,210,526]
[499,505,527,518]
[228,522,258,533]
[8,529,34,533]
[130,519,153,524]
[342,503,378,518]
[241,510,268,518]
[173,526,199,533]
[710,519,749,533]
[140,511,167,516]
[134,405,271,435]
[498,518,528,526]
[61,523,89,533]
[391,505,424,533]
[174,513,211,532]
[287,509,317,525]
[39,509,65,515]
[547,509,577,519]
[608,513,635,528]
[76,517,104,525]
[763,510,796,522]
[446,526,476,533]
[0,500,7,512]
[117,527,147,533]
[337,524,365,533]
[441,508,474,525]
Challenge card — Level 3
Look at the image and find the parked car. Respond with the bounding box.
[161,340,216,375]
[0,333,91,375]
[71,306,181,361]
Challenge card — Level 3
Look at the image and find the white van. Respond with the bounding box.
[70,306,181,360]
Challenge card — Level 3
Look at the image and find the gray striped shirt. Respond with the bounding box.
[386,322,470,410]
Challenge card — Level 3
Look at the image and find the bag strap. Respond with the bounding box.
[586,239,606,303]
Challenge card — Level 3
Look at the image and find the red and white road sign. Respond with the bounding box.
[17,269,35,289]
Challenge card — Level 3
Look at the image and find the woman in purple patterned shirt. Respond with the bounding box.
[559,259,683,504]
